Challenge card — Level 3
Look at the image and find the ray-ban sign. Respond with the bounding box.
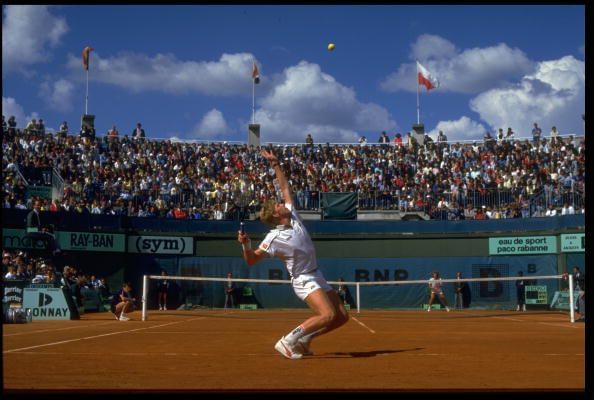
[128,235,194,255]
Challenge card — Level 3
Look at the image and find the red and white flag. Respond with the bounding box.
[82,46,94,71]
[252,62,260,84]
[417,61,439,91]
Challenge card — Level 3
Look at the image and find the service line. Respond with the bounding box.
[3,317,206,354]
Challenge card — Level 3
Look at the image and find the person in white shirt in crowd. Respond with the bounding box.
[561,202,575,215]
[545,204,558,217]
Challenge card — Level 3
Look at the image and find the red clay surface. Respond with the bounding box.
[3,309,585,391]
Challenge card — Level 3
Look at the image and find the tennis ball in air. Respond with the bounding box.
[327,43,335,51]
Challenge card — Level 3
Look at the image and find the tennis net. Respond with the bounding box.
[141,273,579,322]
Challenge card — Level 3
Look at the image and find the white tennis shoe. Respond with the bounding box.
[296,338,314,356]
[119,314,130,321]
[274,336,303,359]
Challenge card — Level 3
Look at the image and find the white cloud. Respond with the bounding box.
[470,55,585,137]
[381,35,533,93]
[65,52,260,96]
[2,5,68,72]
[39,79,75,111]
[255,61,397,143]
[426,116,486,142]
[191,109,231,139]
[2,97,39,127]
[410,34,457,61]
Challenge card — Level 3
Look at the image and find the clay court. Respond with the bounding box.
[3,309,585,391]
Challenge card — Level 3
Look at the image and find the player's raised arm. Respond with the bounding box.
[261,148,292,206]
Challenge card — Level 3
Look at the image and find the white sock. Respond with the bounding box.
[284,325,305,345]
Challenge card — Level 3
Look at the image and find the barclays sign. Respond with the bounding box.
[128,235,194,255]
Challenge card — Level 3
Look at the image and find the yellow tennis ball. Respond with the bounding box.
[327,43,335,51]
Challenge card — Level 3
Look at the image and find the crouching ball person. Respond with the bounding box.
[237,149,349,359]
[112,282,136,321]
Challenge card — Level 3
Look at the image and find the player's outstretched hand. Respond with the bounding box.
[261,149,279,165]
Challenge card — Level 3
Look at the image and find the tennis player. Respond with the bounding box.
[427,271,451,312]
[237,148,349,359]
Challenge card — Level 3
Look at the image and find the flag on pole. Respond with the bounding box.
[82,46,94,70]
[417,61,439,91]
[252,62,260,84]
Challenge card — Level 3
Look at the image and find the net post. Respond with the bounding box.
[568,274,575,323]
[142,274,149,321]
[356,282,360,314]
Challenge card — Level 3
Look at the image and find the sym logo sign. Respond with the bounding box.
[128,236,194,255]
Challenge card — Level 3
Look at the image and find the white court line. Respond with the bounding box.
[3,317,206,354]
[491,316,525,322]
[351,316,375,334]
[537,322,579,329]
[3,321,116,337]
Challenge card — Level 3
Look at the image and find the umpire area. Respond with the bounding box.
[3,309,584,391]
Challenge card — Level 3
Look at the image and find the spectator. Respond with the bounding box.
[59,121,69,136]
[378,131,390,146]
[437,130,447,146]
[550,126,559,145]
[38,119,46,135]
[545,204,557,217]
[132,122,146,140]
[358,135,367,145]
[532,122,542,145]
[25,118,37,134]
[561,202,575,215]
[4,265,18,280]
[107,125,119,140]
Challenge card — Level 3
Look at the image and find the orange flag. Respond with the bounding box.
[82,46,94,71]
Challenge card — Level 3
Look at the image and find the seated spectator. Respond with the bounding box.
[545,204,558,217]
[5,265,18,280]
[561,202,575,215]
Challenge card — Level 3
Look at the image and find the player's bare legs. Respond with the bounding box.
[302,288,349,336]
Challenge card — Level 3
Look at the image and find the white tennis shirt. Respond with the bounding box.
[428,277,443,293]
[258,203,318,278]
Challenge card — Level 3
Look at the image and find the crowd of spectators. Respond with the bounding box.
[2,248,112,308]
[2,115,586,221]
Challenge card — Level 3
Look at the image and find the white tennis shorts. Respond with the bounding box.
[291,270,333,301]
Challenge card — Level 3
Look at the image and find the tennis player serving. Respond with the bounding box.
[237,148,349,359]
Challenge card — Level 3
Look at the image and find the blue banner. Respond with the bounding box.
[171,256,558,309]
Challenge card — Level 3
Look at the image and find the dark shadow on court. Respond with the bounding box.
[317,347,424,358]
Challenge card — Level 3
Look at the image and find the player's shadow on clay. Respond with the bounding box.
[319,347,424,358]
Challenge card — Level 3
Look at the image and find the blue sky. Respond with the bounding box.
[2,5,585,143]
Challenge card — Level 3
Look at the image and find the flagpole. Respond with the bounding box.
[85,68,89,115]
[252,78,255,124]
[416,61,420,124]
